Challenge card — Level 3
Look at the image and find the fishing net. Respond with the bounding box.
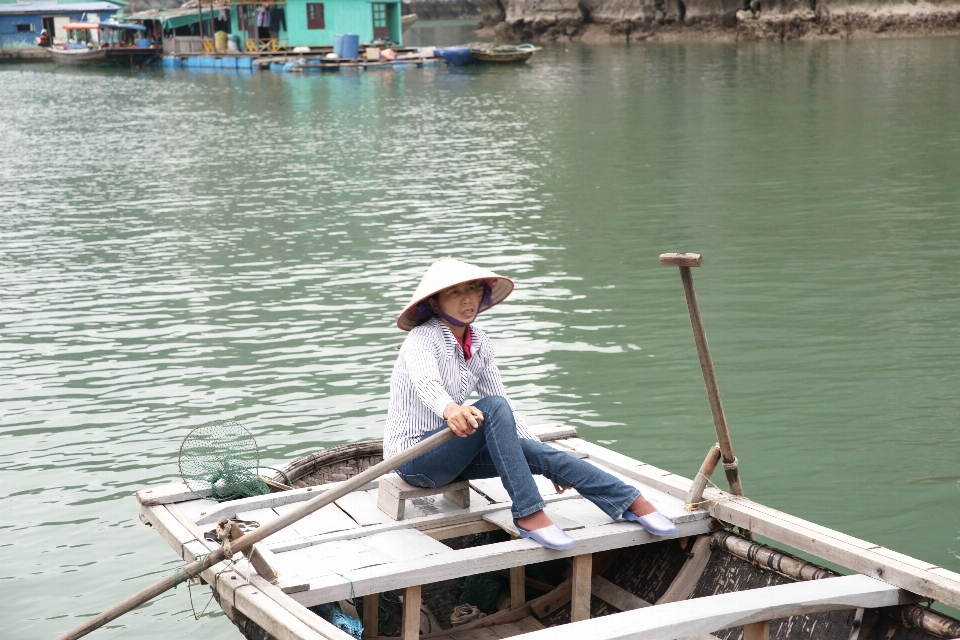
[179,419,269,502]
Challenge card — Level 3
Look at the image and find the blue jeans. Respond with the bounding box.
[396,396,642,520]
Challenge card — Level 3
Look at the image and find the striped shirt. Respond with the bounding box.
[383,316,538,459]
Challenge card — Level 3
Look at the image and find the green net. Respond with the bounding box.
[179,419,269,502]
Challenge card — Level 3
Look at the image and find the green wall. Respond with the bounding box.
[229,0,401,49]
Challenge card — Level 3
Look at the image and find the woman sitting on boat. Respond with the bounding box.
[384,257,677,550]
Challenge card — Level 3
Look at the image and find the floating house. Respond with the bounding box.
[0,0,121,48]
[130,0,402,55]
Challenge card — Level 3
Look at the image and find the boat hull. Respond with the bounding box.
[470,50,534,64]
[48,47,108,66]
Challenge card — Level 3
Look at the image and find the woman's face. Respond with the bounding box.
[431,280,483,324]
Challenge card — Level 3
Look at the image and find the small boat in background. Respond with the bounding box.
[469,43,539,64]
[435,43,540,67]
[47,21,157,66]
[48,23,108,65]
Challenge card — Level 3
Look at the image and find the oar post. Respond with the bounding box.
[659,252,745,497]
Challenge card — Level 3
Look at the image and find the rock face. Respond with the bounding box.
[472,0,960,40]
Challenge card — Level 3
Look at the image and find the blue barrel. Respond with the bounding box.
[333,34,344,58]
[342,33,359,59]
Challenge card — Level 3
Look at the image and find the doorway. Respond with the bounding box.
[371,3,388,40]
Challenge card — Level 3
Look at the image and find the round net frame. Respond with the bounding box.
[179,419,268,502]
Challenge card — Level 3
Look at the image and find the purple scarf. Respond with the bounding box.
[415,283,493,328]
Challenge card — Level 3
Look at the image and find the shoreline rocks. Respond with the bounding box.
[470,0,960,41]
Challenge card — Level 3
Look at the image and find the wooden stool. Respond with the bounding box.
[377,475,470,521]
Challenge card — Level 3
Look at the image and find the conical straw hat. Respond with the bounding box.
[397,257,514,331]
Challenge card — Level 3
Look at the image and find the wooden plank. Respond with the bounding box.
[558,439,701,501]
[195,481,379,525]
[511,566,526,610]
[658,535,712,604]
[659,252,703,267]
[362,593,379,638]
[514,617,545,632]
[547,499,620,529]
[591,575,650,611]
[269,479,691,554]
[289,519,711,607]
[362,528,451,562]
[173,498,221,523]
[571,554,592,622]
[712,499,960,609]
[378,486,405,520]
[274,502,360,539]
[236,507,304,547]
[744,621,770,640]
[137,481,209,506]
[421,520,501,541]
[531,423,578,441]
[140,505,195,560]
[247,573,359,640]
[298,539,391,577]
[234,583,328,640]
[380,475,470,501]
[531,579,573,618]
[515,574,915,640]
[336,490,391,527]
[469,477,512,504]
[483,505,584,537]
[403,489,491,521]
[402,585,421,640]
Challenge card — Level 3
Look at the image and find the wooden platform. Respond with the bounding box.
[137,425,960,640]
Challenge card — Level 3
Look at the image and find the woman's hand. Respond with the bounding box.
[443,402,484,437]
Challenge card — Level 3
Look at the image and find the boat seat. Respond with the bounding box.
[377,474,469,521]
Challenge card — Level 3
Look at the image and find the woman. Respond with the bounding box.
[383,257,676,550]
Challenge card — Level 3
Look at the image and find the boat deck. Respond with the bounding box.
[138,425,960,640]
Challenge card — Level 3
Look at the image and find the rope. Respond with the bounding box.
[684,474,747,512]
[450,604,485,625]
[722,456,739,471]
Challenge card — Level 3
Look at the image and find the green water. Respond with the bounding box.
[1,32,959,639]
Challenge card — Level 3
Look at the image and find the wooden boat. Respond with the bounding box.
[48,23,107,66]
[137,423,960,640]
[468,43,539,64]
[136,254,960,640]
[48,21,158,67]
[48,46,108,65]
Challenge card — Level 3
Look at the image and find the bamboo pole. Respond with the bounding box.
[659,252,745,497]
[55,427,458,640]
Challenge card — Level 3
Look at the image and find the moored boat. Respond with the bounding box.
[47,21,158,67]
[468,43,540,64]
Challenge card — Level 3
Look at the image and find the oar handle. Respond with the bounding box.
[660,252,745,498]
[56,427,458,640]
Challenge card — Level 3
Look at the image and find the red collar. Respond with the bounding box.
[454,326,473,361]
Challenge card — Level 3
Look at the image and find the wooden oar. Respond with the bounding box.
[659,252,745,497]
[56,427,458,640]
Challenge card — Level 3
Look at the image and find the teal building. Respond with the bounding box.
[228,0,402,48]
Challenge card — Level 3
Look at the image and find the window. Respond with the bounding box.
[17,23,36,32]
[306,3,324,29]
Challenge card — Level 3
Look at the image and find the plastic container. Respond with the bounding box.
[341,33,359,59]
[333,34,344,58]
[135,38,151,48]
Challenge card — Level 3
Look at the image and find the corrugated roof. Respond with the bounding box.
[0,2,121,14]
